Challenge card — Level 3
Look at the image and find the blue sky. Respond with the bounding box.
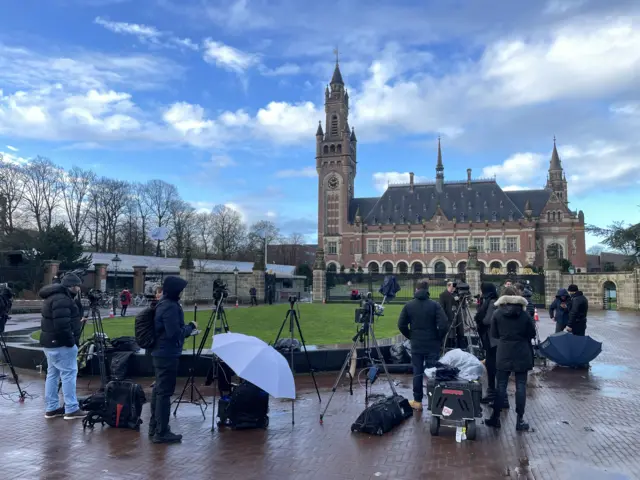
[1,0,639,247]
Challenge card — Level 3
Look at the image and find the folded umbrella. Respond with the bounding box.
[539,332,602,367]
[211,333,296,399]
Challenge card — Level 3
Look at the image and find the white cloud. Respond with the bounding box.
[6,145,18,151]
[275,167,316,178]
[0,151,29,165]
[610,102,640,116]
[259,63,301,76]
[254,101,318,144]
[224,202,246,222]
[482,153,545,186]
[543,0,585,15]
[202,39,259,73]
[372,172,430,193]
[210,155,236,167]
[266,211,277,218]
[95,17,161,39]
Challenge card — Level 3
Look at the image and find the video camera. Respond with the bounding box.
[87,289,104,307]
[448,280,471,303]
[212,279,229,303]
[355,294,385,324]
[288,295,297,304]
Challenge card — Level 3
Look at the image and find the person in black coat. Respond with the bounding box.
[566,284,588,336]
[439,281,467,349]
[474,282,499,404]
[149,276,197,444]
[514,282,536,320]
[398,279,449,410]
[39,273,87,420]
[549,288,571,333]
[485,287,537,432]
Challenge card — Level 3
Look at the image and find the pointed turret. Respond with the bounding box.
[316,121,324,137]
[550,136,562,170]
[435,136,444,193]
[350,127,357,142]
[546,136,568,205]
[331,62,344,86]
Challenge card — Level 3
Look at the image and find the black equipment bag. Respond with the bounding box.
[79,390,106,412]
[219,381,269,429]
[274,338,301,354]
[134,306,156,350]
[110,336,140,352]
[427,379,482,419]
[109,351,134,381]
[83,380,146,430]
[351,395,413,436]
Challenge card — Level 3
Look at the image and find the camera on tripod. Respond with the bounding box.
[288,295,297,304]
[448,280,471,303]
[355,297,385,324]
[87,289,103,308]
[212,279,229,303]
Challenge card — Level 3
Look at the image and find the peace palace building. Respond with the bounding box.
[316,62,587,275]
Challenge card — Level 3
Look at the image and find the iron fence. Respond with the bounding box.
[326,272,465,303]
[480,273,546,306]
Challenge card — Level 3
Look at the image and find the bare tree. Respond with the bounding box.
[22,156,63,232]
[134,183,153,255]
[169,199,195,257]
[62,166,96,242]
[143,180,179,256]
[194,211,214,258]
[86,178,131,252]
[0,159,25,232]
[211,204,246,260]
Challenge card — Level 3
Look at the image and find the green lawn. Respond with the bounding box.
[32,303,405,348]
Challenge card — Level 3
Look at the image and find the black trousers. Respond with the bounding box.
[485,346,497,392]
[149,356,179,435]
[120,305,128,316]
[411,351,439,402]
[492,370,527,417]
[571,323,586,336]
[555,321,566,333]
[250,296,257,306]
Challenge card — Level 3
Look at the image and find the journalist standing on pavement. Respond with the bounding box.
[485,287,536,432]
[566,284,588,336]
[149,276,197,444]
[398,279,449,411]
[39,273,87,420]
[549,288,572,333]
[474,282,499,404]
[440,281,466,348]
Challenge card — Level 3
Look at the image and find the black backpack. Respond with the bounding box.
[83,380,146,430]
[120,293,127,302]
[218,381,269,429]
[135,305,156,349]
[351,395,413,436]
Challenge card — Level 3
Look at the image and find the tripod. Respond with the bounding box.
[172,304,209,418]
[0,329,27,401]
[441,295,483,358]
[208,298,231,431]
[320,301,397,424]
[273,297,321,425]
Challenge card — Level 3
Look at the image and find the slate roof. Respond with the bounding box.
[331,63,344,85]
[348,180,553,225]
[86,252,297,277]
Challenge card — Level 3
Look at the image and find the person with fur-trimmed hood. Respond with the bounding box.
[485,287,537,432]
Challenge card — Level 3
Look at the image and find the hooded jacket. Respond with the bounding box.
[568,290,588,328]
[398,289,449,355]
[152,276,194,357]
[549,288,571,328]
[39,284,83,348]
[474,282,498,349]
[490,295,537,372]
[520,286,536,319]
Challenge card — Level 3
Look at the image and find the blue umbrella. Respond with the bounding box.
[379,275,401,300]
[539,332,602,367]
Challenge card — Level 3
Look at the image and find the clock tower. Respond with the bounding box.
[316,56,357,260]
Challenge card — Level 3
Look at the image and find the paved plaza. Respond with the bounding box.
[1,309,639,480]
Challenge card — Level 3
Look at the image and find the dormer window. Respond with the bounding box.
[492,211,497,221]
[476,213,481,222]
[500,200,503,208]
[508,210,514,221]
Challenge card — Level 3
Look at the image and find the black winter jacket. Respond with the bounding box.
[549,288,571,328]
[152,276,194,358]
[39,284,83,348]
[521,287,536,319]
[438,289,455,326]
[398,289,449,354]
[475,283,498,349]
[568,291,588,328]
[490,295,537,373]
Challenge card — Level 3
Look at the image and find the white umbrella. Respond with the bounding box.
[211,333,296,400]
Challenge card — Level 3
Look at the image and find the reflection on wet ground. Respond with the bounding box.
[1,309,640,479]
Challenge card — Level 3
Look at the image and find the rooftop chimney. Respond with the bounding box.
[466,168,472,188]
[409,172,415,192]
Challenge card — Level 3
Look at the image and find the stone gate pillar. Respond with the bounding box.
[179,248,196,302]
[544,244,562,308]
[252,251,266,304]
[465,246,481,297]
[93,263,108,291]
[43,260,61,285]
[132,265,147,295]
[312,249,327,303]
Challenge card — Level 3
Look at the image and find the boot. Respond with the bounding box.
[481,389,495,404]
[485,413,501,429]
[152,428,183,444]
[516,415,530,431]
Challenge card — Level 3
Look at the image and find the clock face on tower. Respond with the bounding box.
[328,175,339,190]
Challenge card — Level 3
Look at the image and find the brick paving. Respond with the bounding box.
[1,309,639,480]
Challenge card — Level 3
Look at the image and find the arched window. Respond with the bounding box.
[558,211,562,221]
[552,212,556,222]
[323,145,329,154]
[412,262,423,274]
[327,263,337,272]
[434,261,447,278]
[382,261,394,274]
[367,262,379,273]
[457,261,467,273]
[397,262,408,274]
[507,261,519,274]
[330,144,336,153]
[337,144,342,153]
[490,261,502,271]
[547,212,551,222]
[331,115,339,136]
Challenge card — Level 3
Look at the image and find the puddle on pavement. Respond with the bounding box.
[590,364,629,380]
[599,386,629,399]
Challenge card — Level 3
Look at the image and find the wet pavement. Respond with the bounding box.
[1,309,640,480]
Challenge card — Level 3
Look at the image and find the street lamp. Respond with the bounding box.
[233,266,239,297]
[112,254,122,316]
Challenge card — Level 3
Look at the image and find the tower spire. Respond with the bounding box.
[330,47,344,86]
[436,136,444,192]
[550,135,562,170]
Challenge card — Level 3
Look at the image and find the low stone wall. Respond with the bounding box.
[560,270,640,310]
[180,270,259,302]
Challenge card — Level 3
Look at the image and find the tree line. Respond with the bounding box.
[0,154,307,263]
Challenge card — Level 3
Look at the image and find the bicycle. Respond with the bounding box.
[134,294,148,307]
